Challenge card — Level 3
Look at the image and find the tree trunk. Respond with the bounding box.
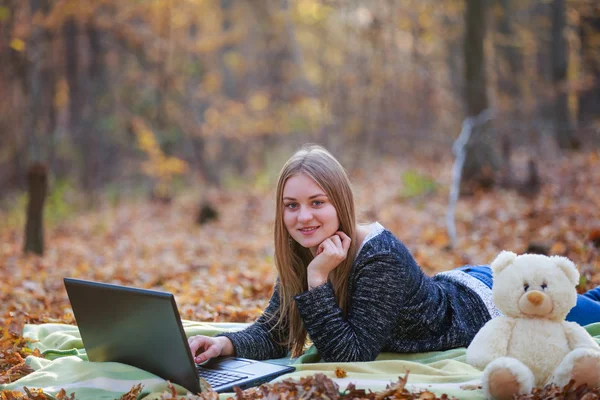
[551,0,578,149]
[155,2,171,130]
[496,0,521,97]
[87,19,111,187]
[23,163,48,255]
[41,28,57,176]
[183,21,220,186]
[251,0,309,100]
[495,0,524,140]
[64,17,80,131]
[462,0,501,190]
[26,0,48,163]
[443,13,463,105]
[64,17,95,193]
[465,0,489,117]
[578,14,600,134]
[532,1,554,140]
[218,0,243,178]
[0,0,22,192]
[219,0,238,100]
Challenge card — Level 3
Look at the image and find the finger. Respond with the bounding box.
[336,231,350,240]
[321,239,338,255]
[316,242,325,255]
[336,231,352,251]
[317,237,334,253]
[188,336,200,351]
[195,344,221,363]
[189,336,209,355]
[330,235,342,248]
[320,238,333,249]
[189,335,208,347]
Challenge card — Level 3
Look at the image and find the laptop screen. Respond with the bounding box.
[64,278,201,393]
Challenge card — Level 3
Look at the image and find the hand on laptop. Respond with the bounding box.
[188,335,234,364]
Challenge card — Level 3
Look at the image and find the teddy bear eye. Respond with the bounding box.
[523,283,530,291]
[541,283,548,290]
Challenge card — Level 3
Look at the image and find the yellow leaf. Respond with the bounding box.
[334,367,347,378]
[164,157,188,175]
[224,51,244,75]
[10,38,25,52]
[249,93,269,112]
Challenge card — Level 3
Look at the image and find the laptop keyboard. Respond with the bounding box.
[197,367,248,387]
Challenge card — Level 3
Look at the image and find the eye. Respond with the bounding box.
[312,200,324,206]
[541,283,548,290]
[523,283,529,291]
[284,203,298,209]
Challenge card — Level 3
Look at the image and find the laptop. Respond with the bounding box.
[63,278,295,394]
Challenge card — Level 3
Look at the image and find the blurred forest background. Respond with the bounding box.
[2,0,600,390]
[1,0,599,202]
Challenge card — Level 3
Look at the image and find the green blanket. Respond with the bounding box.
[2,322,599,399]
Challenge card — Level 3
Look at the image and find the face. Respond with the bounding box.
[282,173,340,254]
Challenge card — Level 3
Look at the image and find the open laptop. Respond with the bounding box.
[63,278,295,394]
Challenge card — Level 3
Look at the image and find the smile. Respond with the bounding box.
[298,226,319,234]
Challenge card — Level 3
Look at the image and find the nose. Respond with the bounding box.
[527,291,544,306]
[298,207,313,223]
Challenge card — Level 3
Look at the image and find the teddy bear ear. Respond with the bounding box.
[551,256,580,286]
[491,251,517,275]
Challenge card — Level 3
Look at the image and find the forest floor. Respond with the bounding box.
[1,148,600,398]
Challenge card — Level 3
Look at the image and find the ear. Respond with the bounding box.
[551,256,580,286]
[491,251,517,275]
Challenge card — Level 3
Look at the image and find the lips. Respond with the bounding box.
[298,226,319,234]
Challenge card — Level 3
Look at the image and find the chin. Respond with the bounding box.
[296,240,315,249]
[294,237,320,249]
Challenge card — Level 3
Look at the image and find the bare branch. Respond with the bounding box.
[446,108,493,248]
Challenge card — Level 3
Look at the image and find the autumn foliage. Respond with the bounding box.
[1,0,599,194]
[1,149,600,398]
[1,0,600,397]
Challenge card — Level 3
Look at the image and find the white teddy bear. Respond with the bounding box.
[466,251,600,400]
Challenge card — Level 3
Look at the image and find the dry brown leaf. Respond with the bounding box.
[0,390,27,400]
[119,383,143,400]
[22,387,48,399]
[54,389,76,400]
[550,242,567,255]
[589,229,600,248]
[0,362,35,384]
[159,381,179,400]
[198,376,213,393]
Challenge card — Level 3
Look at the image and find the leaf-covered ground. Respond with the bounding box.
[1,150,600,398]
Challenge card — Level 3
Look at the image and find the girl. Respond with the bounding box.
[188,144,600,363]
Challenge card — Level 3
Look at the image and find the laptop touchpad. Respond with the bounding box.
[219,359,253,369]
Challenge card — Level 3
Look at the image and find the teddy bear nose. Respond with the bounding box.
[527,291,544,306]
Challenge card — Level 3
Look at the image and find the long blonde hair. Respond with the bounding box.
[271,144,359,357]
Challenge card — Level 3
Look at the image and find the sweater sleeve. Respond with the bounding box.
[217,282,289,360]
[294,252,409,362]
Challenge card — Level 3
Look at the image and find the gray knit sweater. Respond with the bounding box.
[218,228,491,362]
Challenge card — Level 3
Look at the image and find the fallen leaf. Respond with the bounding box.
[119,383,143,400]
[335,367,347,378]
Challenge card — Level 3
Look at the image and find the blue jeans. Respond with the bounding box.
[458,265,600,326]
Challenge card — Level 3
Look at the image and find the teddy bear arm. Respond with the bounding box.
[563,321,600,351]
[467,318,515,369]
